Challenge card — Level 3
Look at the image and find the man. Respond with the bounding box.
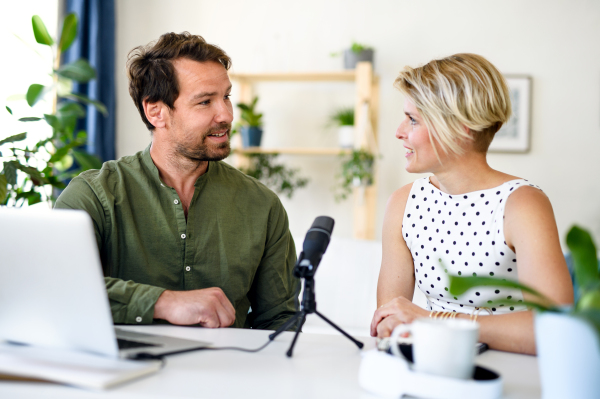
[55,32,299,330]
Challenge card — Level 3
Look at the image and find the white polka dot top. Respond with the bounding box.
[402,177,542,315]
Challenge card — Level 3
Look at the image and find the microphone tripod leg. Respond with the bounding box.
[315,310,364,349]
[269,311,304,341]
[286,311,306,358]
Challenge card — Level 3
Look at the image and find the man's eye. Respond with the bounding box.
[199,100,210,105]
[224,94,232,101]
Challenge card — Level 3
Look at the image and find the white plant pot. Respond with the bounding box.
[535,312,600,399]
[338,126,354,148]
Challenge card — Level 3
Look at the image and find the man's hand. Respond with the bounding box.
[154,287,236,327]
[370,296,428,337]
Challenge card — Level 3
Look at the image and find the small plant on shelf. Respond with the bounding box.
[236,96,263,147]
[334,148,376,202]
[239,153,309,199]
[0,13,104,207]
[329,107,354,149]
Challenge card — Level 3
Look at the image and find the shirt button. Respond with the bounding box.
[174,199,179,205]
[160,183,164,187]
[135,316,142,323]
[181,234,186,239]
[185,266,191,272]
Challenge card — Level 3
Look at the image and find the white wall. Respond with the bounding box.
[115,0,600,245]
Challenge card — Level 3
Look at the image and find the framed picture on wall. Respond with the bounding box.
[489,75,532,153]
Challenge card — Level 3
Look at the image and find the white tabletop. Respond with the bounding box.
[0,325,540,399]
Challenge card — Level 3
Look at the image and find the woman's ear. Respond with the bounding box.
[143,100,168,129]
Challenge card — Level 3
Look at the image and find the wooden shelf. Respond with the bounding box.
[233,147,352,156]
[229,71,357,82]
[230,62,379,239]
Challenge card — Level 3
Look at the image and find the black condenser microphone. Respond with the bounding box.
[300,216,335,271]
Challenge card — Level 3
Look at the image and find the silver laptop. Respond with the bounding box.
[0,207,210,359]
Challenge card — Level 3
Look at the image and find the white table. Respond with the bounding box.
[0,326,540,398]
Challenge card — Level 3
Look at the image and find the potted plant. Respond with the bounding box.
[343,42,374,70]
[448,225,600,399]
[239,153,308,199]
[334,149,376,202]
[0,13,103,207]
[236,96,263,148]
[329,107,354,148]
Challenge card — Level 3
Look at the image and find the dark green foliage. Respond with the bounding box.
[236,97,263,127]
[1,13,104,207]
[240,154,308,199]
[334,149,376,201]
[330,107,354,126]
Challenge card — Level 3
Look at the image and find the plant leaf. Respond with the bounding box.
[43,114,62,131]
[32,15,54,46]
[448,275,550,303]
[19,117,43,122]
[63,93,108,116]
[56,59,96,82]
[72,149,102,170]
[566,225,599,291]
[26,84,45,107]
[13,163,46,186]
[58,13,78,52]
[0,133,27,146]
[0,174,7,203]
[3,162,17,185]
[6,106,12,115]
[48,145,72,164]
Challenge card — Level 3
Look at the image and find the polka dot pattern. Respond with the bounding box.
[402,178,541,314]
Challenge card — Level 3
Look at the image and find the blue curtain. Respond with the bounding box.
[63,0,116,162]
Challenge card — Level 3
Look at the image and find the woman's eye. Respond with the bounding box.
[409,117,417,125]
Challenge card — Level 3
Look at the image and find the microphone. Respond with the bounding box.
[298,216,335,274]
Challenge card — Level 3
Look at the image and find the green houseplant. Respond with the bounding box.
[239,153,308,199]
[236,96,263,148]
[0,13,104,206]
[334,148,376,202]
[448,225,600,399]
[329,107,354,149]
[344,42,374,70]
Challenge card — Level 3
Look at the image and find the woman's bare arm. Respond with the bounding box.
[377,183,416,307]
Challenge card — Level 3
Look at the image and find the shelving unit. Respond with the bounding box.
[230,62,380,240]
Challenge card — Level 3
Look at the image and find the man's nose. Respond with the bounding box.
[214,100,233,124]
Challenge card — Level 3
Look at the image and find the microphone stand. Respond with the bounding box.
[268,253,364,357]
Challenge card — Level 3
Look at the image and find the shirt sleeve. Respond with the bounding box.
[54,177,165,324]
[248,197,300,330]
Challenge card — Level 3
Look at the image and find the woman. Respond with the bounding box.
[370,54,573,354]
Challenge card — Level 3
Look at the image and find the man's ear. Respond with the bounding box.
[143,99,169,129]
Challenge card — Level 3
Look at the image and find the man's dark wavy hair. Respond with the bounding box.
[127,32,232,131]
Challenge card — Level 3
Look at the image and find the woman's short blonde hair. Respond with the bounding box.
[394,53,511,156]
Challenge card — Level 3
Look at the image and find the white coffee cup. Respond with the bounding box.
[390,318,480,380]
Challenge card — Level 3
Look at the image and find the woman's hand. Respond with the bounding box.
[370,296,429,337]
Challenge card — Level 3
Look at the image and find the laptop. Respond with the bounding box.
[0,207,210,359]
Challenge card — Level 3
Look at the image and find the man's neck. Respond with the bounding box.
[149,141,208,202]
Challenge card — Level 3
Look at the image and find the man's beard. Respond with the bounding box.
[176,123,232,162]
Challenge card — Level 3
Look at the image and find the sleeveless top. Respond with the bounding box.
[402,177,542,314]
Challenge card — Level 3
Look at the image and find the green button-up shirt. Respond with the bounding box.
[55,145,299,330]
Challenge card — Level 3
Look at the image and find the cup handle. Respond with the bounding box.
[389,324,412,359]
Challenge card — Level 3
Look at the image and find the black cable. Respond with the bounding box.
[130,338,273,361]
